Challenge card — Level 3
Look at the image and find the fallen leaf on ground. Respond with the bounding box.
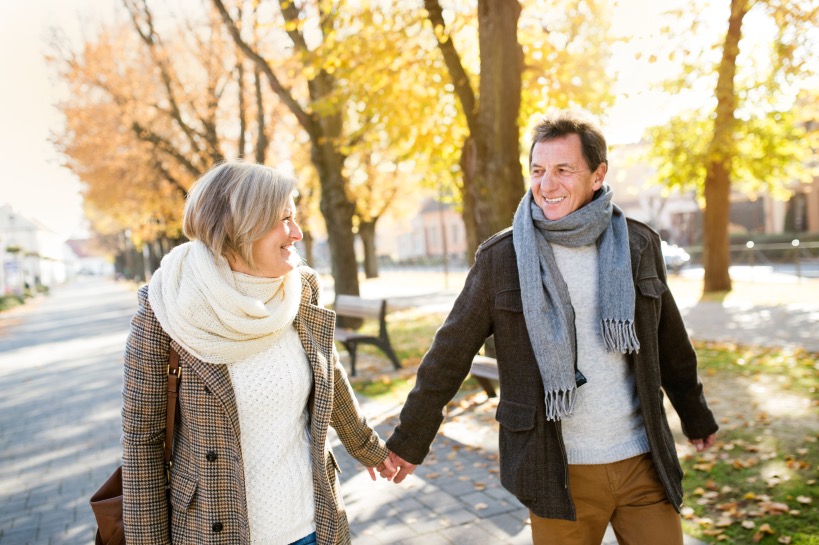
[752,523,776,543]
[758,501,790,515]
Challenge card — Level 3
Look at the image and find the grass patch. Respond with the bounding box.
[0,294,25,311]
[680,430,818,544]
[682,343,819,544]
[695,341,819,398]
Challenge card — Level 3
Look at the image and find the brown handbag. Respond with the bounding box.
[89,347,181,545]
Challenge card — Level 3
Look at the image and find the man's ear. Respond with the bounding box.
[594,163,607,189]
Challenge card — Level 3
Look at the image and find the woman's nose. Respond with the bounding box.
[291,220,304,241]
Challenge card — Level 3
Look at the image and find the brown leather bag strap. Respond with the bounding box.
[163,347,181,480]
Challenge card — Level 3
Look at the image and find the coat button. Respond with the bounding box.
[204,386,211,394]
[206,451,217,462]
[212,522,224,533]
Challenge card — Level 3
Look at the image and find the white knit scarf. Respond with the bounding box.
[147,240,302,365]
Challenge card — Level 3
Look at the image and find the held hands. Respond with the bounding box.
[689,433,717,453]
[367,450,418,484]
[367,455,397,481]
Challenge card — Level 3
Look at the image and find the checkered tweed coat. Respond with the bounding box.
[122,266,389,545]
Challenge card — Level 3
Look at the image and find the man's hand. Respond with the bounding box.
[689,433,717,452]
[367,454,398,481]
[379,451,417,484]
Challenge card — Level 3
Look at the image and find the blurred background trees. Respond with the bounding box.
[50,0,817,294]
[644,0,818,291]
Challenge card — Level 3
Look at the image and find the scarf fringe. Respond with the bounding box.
[544,389,577,422]
[602,319,641,354]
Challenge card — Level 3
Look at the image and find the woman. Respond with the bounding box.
[121,161,394,545]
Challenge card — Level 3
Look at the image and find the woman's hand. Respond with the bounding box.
[380,451,417,484]
[367,454,398,481]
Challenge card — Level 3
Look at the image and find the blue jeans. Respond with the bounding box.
[289,532,317,545]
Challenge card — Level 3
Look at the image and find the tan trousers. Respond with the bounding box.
[531,453,683,545]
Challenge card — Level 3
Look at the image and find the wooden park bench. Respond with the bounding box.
[334,295,401,376]
[470,354,499,398]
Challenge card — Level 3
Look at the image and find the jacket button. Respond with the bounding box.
[206,451,217,462]
[204,386,211,394]
[212,522,224,533]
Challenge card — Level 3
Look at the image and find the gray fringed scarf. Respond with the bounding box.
[512,184,639,421]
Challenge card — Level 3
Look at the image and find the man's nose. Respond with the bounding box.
[540,172,558,190]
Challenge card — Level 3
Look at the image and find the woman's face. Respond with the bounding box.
[233,197,303,278]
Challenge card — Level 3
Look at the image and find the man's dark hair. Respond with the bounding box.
[529,110,608,172]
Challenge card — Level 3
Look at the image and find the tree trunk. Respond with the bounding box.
[300,229,314,268]
[359,220,378,279]
[702,0,749,293]
[472,0,525,243]
[309,104,360,297]
[460,137,479,264]
[253,66,268,163]
[426,0,524,261]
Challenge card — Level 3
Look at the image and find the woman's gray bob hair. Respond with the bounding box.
[183,160,298,270]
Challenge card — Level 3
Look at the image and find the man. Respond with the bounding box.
[384,109,718,545]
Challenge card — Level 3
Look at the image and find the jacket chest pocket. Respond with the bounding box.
[636,277,667,299]
[635,276,666,323]
[495,289,523,313]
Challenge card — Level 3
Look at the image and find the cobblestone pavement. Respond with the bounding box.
[6,270,815,544]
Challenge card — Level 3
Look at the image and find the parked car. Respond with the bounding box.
[661,241,690,273]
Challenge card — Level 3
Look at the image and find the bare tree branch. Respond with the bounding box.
[212,0,316,136]
[424,0,478,135]
[132,121,203,178]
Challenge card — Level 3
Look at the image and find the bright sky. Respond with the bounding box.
[0,1,117,240]
[0,0,719,241]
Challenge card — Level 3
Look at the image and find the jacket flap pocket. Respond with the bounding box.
[495,290,523,312]
[636,277,667,298]
[327,448,341,475]
[495,399,535,432]
[169,471,197,512]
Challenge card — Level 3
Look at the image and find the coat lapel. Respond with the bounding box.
[294,277,336,404]
[171,340,242,441]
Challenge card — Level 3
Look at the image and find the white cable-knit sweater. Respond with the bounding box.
[228,326,316,545]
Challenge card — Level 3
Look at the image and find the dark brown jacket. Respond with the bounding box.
[387,219,718,520]
[122,267,388,544]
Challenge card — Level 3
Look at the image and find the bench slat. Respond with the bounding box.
[335,295,384,319]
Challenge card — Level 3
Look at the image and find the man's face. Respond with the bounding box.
[530,134,606,221]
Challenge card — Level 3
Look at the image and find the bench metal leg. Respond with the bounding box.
[345,343,358,377]
[474,376,497,398]
[379,341,401,371]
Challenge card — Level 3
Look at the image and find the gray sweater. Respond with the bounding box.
[552,243,650,464]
